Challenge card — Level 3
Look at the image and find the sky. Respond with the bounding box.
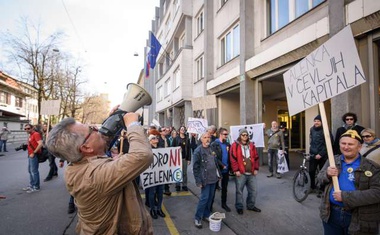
[0,0,159,106]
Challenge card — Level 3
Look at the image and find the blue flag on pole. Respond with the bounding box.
[149,32,162,69]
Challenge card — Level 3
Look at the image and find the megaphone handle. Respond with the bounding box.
[119,136,124,155]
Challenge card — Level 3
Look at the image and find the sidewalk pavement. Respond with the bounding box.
[0,145,323,235]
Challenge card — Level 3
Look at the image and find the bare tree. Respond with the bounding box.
[80,94,110,124]
[1,17,87,123]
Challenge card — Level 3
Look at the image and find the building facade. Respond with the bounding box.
[143,0,380,151]
[0,71,38,144]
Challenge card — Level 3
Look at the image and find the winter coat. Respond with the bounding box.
[318,155,380,234]
[65,126,153,235]
[229,141,259,174]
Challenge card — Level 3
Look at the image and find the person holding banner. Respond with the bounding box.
[333,113,365,155]
[173,126,191,192]
[147,134,166,219]
[266,121,285,179]
[46,113,154,235]
[318,130,380,235]
[193,132,222,229]
[230,129,261,215]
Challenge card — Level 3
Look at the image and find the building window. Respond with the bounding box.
[196,56,204,82]
[15,97,23,108]
[174,67,181,89]
[221,24,240,65]
[196,12,204,36]
[0,91,11,104]
[179,33,185,48]
[174,0,180,13]
[269,0,325,34]
[165,14,172,36]
[162,1,166,16]
[164,78,171,96]
[157,86,163,101]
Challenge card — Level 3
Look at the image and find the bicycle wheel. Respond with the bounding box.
[292,169,311,202]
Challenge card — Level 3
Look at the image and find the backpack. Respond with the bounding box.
[38,147,50,163]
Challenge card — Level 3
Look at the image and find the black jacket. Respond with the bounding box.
[309,126,333,159]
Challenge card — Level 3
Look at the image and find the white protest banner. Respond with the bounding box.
[230,123,265,147]
[140,147,182,189]
[187,117,208,134]
[283,26,366,116]
[40,100,61,115]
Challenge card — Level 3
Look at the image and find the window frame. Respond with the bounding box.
[157,86,164,102]
[221,24,240,65]
[164,78,171,97]
[269,0,325,34]
[0,91,11,105]
[174,67,181,89]
[196,11,204,36]
[195,55,204,82]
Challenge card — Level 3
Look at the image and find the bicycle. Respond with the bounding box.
[292,150,312,202]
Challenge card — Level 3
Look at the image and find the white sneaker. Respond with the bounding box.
[22,186,32,191]
[26,188,40,193]
[194,219,202,228]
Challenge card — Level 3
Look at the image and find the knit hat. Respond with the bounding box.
[314,115,322,121]
[239,129,248,136]
[148,135,158,141]
[340,130,363,144]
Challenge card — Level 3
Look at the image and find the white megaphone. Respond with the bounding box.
[99,83,152,137]
[119,83,152,112]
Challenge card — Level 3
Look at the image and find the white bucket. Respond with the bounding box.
[209,216,222,232]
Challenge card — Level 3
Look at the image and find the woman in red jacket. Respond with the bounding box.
[230,129,261,215]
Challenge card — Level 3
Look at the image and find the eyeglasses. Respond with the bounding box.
[241,134,248,137]
[82,126,99,145]
[222,133,229,136]
[24,127,31,130]
[150,137,158,140]
[345,118,354,121]
[361,135,372,138]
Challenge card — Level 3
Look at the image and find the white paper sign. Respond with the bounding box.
[191,95,217,110]
[283,26,366,116]
[140,147,182,189]
[230,123,265,148]
[40,100,61,115]
[187,117,208,134]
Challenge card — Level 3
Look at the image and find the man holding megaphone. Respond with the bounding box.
[46,84,154,234]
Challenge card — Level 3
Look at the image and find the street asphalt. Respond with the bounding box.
[0,144,323,235]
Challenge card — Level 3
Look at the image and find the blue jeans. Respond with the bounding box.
[148,185,164,210]
[195,183,216,220]
[0,140,7,151]
[235,174,257,209]
[322,205,352,235]
[268,149,279,174]
[28,155,40,189]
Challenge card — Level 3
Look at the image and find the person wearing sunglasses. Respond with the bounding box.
[210,127,232,212]
[22,124,43,193]
[333,112,365,155]
[360,128,380,165]
[230,128,261,215]
[46,112,154,235]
